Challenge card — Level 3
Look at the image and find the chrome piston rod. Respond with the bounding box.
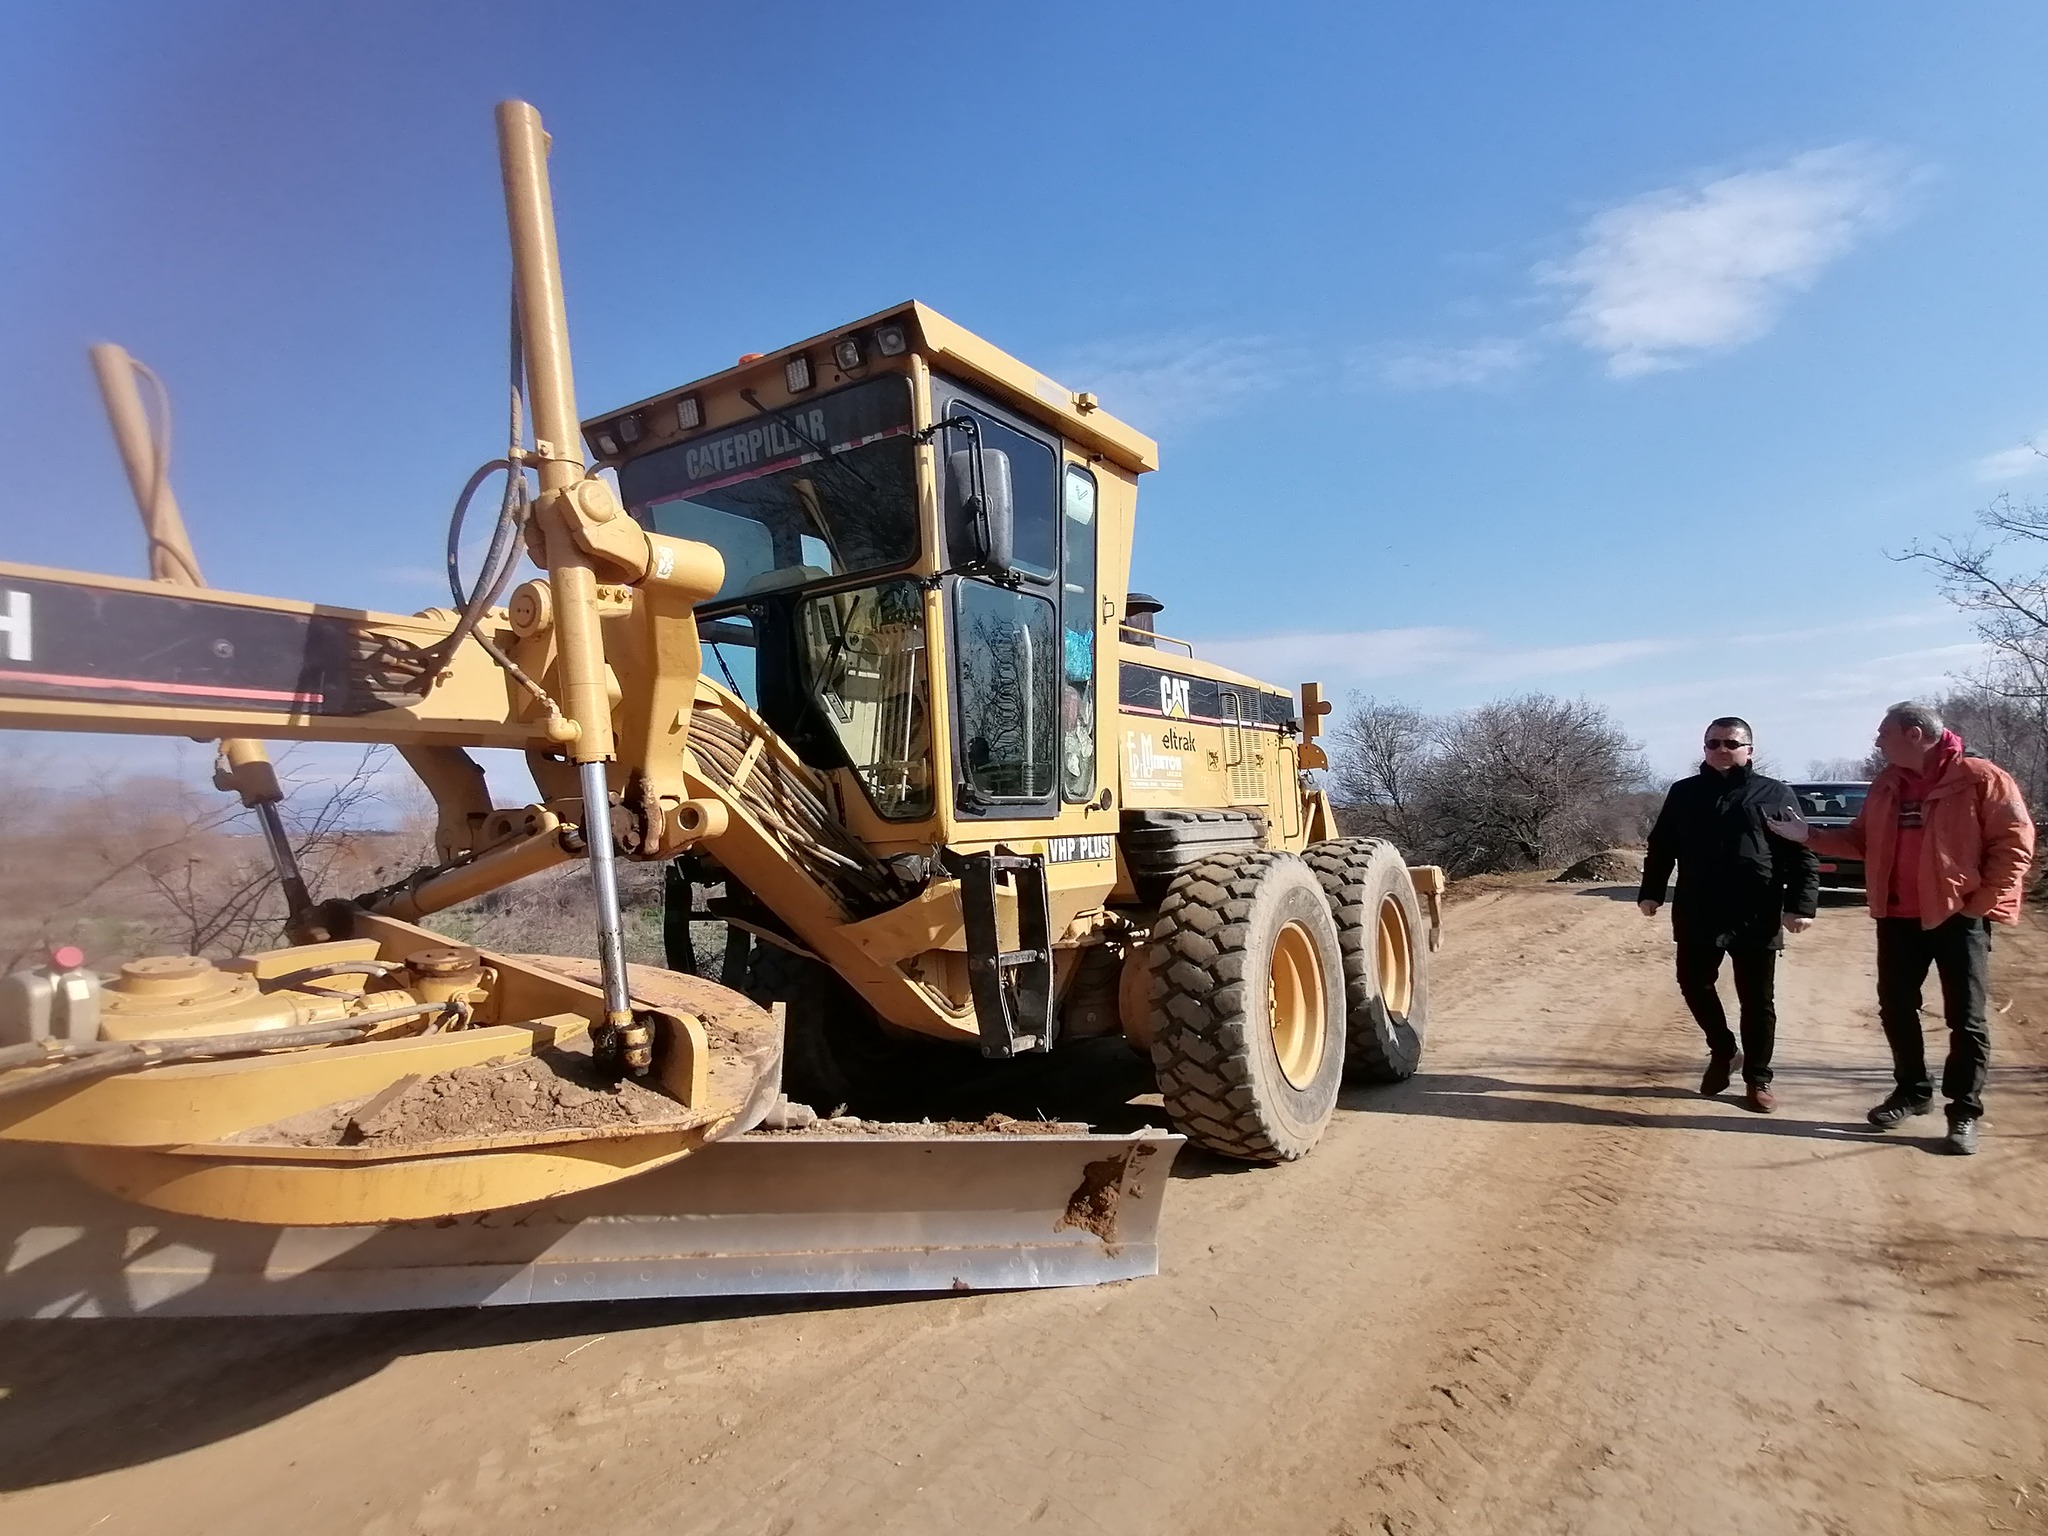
[578,759,643,1071]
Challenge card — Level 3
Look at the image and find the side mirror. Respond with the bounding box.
[949,446,1014,574]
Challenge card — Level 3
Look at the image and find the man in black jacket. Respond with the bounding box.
[1637,717,1820,1113]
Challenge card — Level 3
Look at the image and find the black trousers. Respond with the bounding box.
[1675,940,1777,1085]
[1876,915,1991,1120]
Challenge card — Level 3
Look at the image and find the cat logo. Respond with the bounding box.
[1158,675,1191,719]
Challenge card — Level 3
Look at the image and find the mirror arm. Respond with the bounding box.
[913,414,979,445]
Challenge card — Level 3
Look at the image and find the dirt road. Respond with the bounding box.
[6,882,2048,1535]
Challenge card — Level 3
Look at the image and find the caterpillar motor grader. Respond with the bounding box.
[0,102,1440,1317]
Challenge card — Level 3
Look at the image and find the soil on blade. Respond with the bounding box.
[250,1044,690,1148]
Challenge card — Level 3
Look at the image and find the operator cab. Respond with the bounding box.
[583,303,1158,836]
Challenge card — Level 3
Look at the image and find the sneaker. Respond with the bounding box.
[1700,1054,1738,1097]
[1867,1092,1934,1129]
[1743,1085,1777,1114]
[1944,1118,1981,1156]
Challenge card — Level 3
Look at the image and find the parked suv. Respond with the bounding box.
[1790,781,1870,892]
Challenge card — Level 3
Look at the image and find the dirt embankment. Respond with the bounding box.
[5,883,2048,1536]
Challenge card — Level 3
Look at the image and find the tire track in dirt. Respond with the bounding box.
[1181,886,1700,1536]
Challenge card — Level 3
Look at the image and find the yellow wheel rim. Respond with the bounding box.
[1377,894,1414,1019]
[1268,920,1328,1089]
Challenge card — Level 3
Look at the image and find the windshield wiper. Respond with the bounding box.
[738,386,885,506]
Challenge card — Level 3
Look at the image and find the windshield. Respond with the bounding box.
[1794,784,1868,819]
[620,377,918,601]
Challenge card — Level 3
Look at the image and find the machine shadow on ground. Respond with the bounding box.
[0,1285,917,1491]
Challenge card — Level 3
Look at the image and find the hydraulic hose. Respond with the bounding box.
[255,960,404,993]
[0,1000,452,1100]
[686,708,905,914]
[418,291,535,687]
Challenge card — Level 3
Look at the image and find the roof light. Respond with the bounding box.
[674,395,701,432]
[784,354,813,393]
[874,324,909,357]
[833,336,863,372]
[615,413,643,446]
[592,431,620,457]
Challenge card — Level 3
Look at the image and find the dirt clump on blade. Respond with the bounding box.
[1551,849,1645,884]
[1056,1154,1128,1239]
[253,1045,690,1148]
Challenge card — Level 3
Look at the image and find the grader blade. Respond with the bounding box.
[0,1129,1182,1318]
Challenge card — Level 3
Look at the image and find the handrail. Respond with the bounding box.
[1117,623,1195,657]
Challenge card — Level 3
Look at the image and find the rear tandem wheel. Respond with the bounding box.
[1303,837,1430,1082]
[1146,849,1347,1162]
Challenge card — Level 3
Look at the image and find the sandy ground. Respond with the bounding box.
[5,882,2048,1535]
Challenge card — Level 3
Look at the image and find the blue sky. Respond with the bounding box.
[5,0,2045,796]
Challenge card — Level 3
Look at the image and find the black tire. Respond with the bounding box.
[1303,837,1429,1083]
[1148,848,1347,1162]
[745,944,971,1116]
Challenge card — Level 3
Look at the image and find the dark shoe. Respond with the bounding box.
[1743,1085,1777,1114]
[1700,1054,1738,1097]
[1944,1118,1981,1156]
[1867,1092,1934,1129]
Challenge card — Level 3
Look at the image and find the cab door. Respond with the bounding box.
[935,382,1064,822]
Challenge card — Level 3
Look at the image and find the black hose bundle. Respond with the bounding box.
[686,709,907,915]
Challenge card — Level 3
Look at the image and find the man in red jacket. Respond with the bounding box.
[1769,701,2034,1154]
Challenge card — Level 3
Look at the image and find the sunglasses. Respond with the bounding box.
[1703,738,1751,750]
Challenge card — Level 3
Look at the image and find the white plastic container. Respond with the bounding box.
[0,950,104,1047]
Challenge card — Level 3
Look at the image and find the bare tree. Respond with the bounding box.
[1329,695,1429,847]
[1904,484,2048,700]
[3,746,394,969]
[1419,695,1651,872]
[1328,692,1653,875]
[130,747,388,956]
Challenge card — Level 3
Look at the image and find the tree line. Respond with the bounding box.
[1330,692,1656,876]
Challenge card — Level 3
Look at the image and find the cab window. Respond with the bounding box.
[935,384,1057,581]
[1060,465,1098,801]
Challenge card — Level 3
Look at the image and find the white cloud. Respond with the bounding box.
[1197,626,1676,688]
[1542,145,1910,377]
[1200,626,1478,684]
[1973,439,2048,484]
[1376,337,1531,391]
[1604,640,1987,776]
[1462,636,1679,682]
[1721,608,1955,648]
[1050,334,1298,435]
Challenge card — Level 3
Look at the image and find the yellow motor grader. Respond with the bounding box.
[0,102,1440,1317]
